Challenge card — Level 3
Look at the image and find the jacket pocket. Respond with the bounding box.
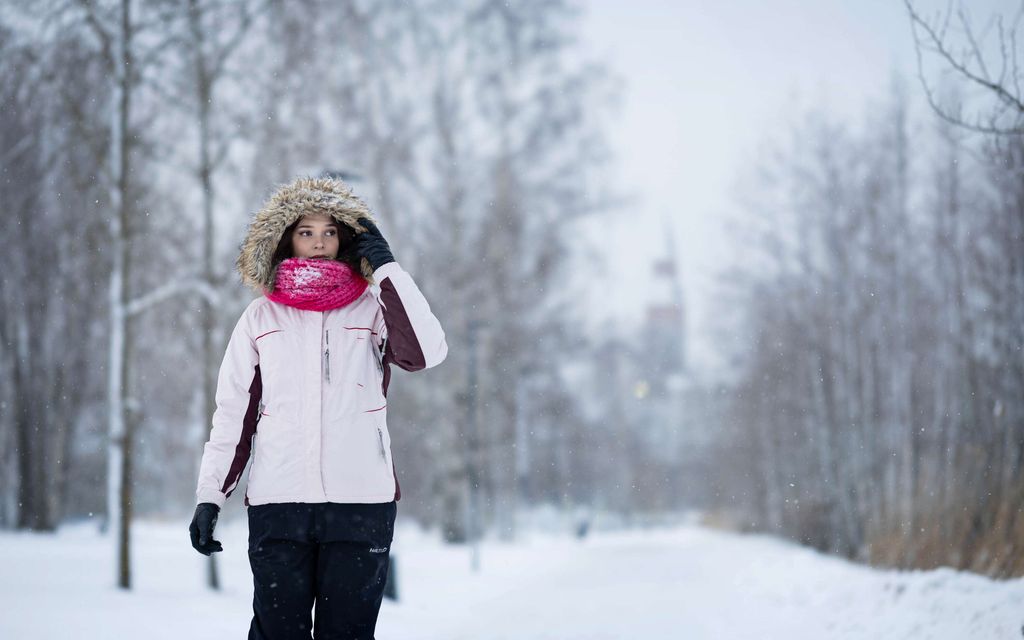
[322,411,394,498]
[246,416,304,499]
[376,426,388,463]
[247,433,261,492]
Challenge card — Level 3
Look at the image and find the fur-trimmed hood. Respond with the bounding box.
[236,176,377,293]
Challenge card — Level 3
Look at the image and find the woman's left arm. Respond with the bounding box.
[358,217,448,371]
[371,262,448,371]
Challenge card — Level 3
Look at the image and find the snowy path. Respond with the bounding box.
[1,518,1021,639]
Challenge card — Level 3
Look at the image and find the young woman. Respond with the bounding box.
[189,176,447,639]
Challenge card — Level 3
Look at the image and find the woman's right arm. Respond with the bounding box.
[195,303,262,509]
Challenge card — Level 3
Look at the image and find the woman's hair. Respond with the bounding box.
[271,217,363,276]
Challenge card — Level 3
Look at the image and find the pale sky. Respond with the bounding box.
[573,0,1014,378]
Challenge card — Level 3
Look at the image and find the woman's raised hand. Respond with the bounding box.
[355,217,396,271]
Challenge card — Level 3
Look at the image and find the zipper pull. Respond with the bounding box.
[377,427,387,461]
[324,330,331,383]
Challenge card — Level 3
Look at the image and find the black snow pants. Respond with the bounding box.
[246,501,396,640]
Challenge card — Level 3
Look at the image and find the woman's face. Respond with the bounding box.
[291,213,340,259]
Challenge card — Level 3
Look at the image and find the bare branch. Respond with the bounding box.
[209,0,271,80]
[74,0,115,71]
[904,0,1024,135]
[126,276,221,317]
[957,6,992,82]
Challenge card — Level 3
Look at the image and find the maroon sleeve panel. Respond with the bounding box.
[220,364,262,498]
[378,277,427,372]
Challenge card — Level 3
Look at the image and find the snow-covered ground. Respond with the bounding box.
[2,516,1022,639]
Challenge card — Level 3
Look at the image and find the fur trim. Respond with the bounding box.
[236,176,377,292]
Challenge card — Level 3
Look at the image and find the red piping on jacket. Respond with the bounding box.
[342,326,378,334]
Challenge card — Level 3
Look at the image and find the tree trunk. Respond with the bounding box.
[106,0,134,590]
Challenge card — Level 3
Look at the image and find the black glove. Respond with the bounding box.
[189,503,223,556]
[355,217,395,271]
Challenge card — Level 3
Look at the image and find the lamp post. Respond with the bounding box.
[513,366,533,541]
[464,317,483,572]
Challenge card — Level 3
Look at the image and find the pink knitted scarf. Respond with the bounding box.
[265,257,368,311]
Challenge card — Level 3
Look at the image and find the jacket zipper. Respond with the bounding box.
[324,329,330,383]
[376,427,387,461]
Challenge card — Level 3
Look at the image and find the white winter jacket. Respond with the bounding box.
[195,261,447,508]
